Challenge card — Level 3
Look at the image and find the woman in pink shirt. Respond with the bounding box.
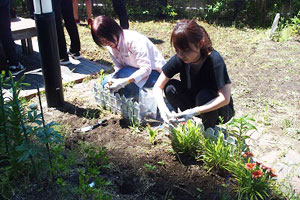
[91,16,166,100]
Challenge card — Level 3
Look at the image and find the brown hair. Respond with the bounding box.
[91,15,123,48]
[171,20,212,59]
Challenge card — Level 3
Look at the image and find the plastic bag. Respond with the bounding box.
[138,88,157,120]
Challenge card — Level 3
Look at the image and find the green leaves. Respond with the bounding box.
[0,74,64,195]
[199,133,233,173]
[147,124,158,144]
[170,120,205,157]
[27,110,42,124]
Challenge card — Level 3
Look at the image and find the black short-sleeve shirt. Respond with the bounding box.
[162,49,231,94]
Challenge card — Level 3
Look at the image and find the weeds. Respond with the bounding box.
[53,144,112,199]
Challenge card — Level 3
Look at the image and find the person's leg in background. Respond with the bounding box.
[111,0,129,29]
[0,1,25,75]
[84,0,92,25]
[114,66,139,99]
[72,0,80,23]
[102,68,159,100]
[27,0,34,19]
[10,0,17,18]
[52,0,70,64]
[143,70,160,88]
[61,0,81,59]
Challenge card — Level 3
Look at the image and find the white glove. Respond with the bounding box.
[106,78,129,93]
[159,108,173,123]
[171,108,201,122]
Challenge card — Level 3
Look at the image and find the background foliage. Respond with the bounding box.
[13,0,300,27]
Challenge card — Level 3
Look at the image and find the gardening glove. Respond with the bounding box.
[107,78,130,93]
[159,108,173,124]
[171,107,201,122]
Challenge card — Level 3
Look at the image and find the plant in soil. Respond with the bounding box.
[226,116,257,156]
[170,120,205,159]
[0,73,63,198]
[226,152,278,200]
[52,144,112,199]
[198,133,233,174]
[146,123,158,144]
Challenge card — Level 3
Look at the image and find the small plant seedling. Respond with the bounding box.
[157,161,165,166]
[147,124,158,144]
[144,163,157,171]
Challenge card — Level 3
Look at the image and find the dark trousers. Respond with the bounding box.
[165,79,235,129]
[112,0,129,29]
[52,0,80,59]
[0,2,18,67]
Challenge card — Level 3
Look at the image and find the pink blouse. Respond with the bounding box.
[106,30,166,88]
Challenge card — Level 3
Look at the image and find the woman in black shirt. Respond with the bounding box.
[153,20,234,129]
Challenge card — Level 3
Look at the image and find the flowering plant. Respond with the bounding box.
[226,152,278,200]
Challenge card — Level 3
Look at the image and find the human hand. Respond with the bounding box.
[107,78,129,93]
[171,108,201,122]
[159,108,173,123]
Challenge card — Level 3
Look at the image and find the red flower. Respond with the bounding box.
[252,170,263,178]
[180,122,186,125]
[245,163,256,170]
[242,152,254,158]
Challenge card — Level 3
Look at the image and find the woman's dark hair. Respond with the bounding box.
[171,20,212,59]
[91,15,123,48]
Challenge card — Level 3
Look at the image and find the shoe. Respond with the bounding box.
[75,19,80,24]
[87,18,93,26]
[9,63,26,76]
[68,51,82,60]
[60,58,71,65]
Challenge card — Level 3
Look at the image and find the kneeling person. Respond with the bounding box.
[91,16,166,100]
[153,20,235,129]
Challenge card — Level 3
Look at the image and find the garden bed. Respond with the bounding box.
[2,20,300,199]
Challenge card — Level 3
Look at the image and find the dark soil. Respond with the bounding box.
[62,104,231,199]
[25,82,236,200]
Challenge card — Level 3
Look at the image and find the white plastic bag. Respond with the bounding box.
[138,88,157,120]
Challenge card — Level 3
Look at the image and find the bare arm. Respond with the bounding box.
[173,84,232,119]
[197,84,231,114]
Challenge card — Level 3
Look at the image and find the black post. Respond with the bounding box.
[34,3,64,107]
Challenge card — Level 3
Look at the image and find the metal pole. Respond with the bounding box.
[33,0,64,107]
